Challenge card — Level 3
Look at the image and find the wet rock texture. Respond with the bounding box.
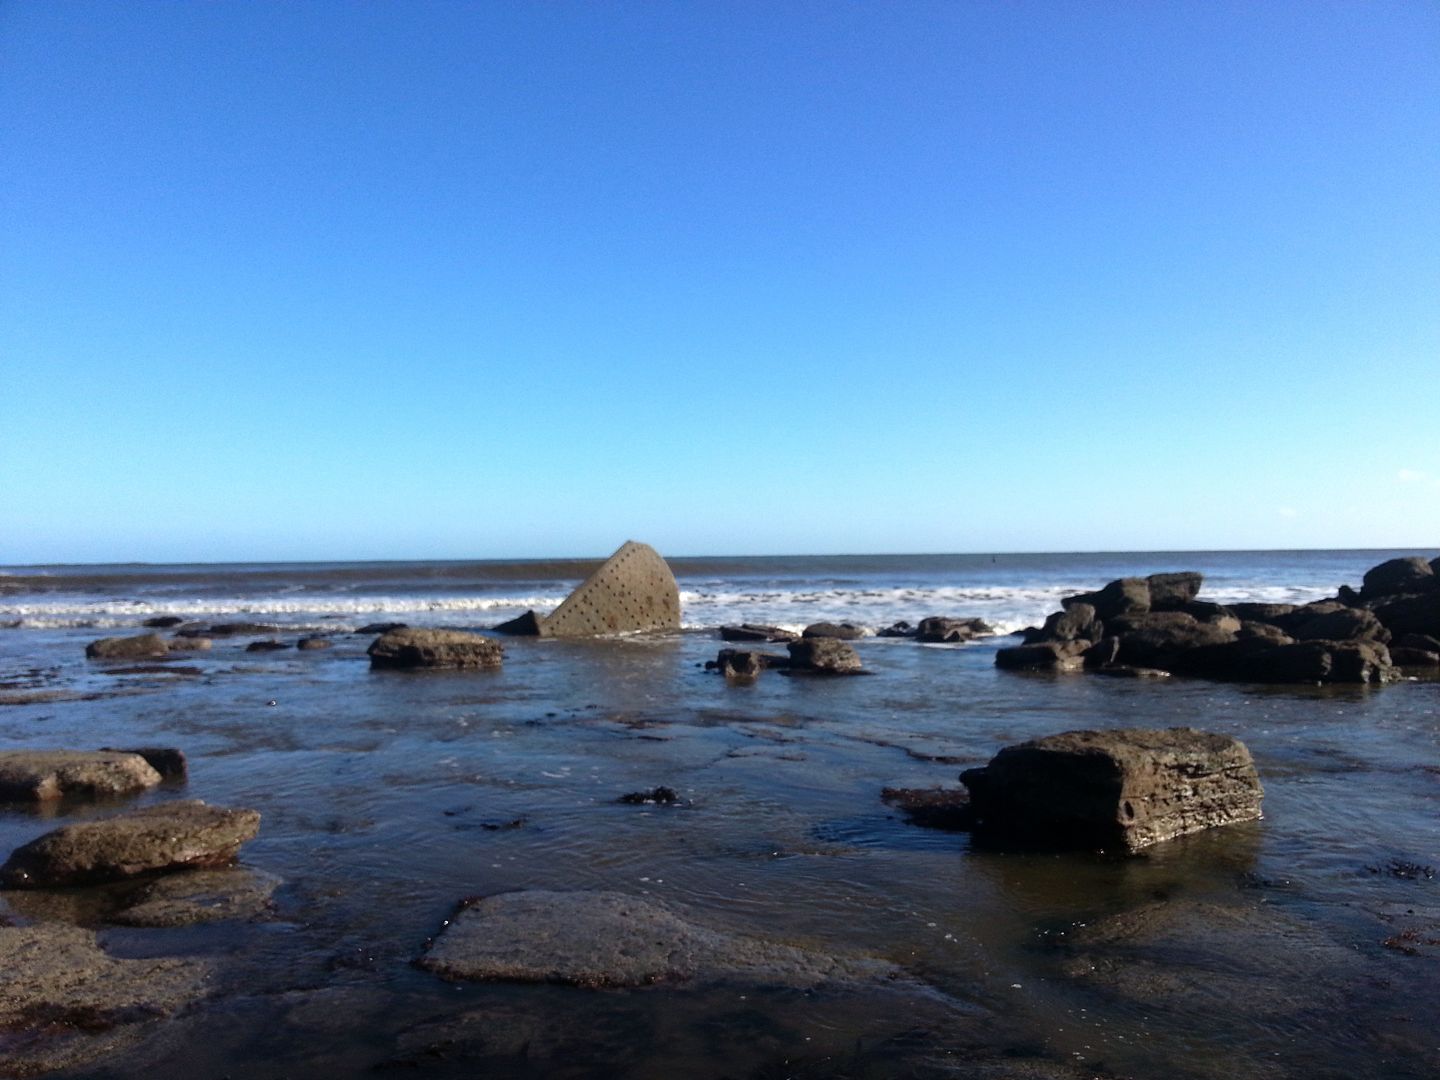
[419,889,898,989]
[84,633,170,660]
[786,637,863,674]
[1,800,261,888]
[960,728,1262,852]
[367,628,504,670]
[0,751,162,802]
[0,922,209,1076]
[109,866,280,927]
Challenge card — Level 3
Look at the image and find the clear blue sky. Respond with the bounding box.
[2,1,1437,563]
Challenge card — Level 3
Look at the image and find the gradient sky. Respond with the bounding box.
[2,1,1437,563]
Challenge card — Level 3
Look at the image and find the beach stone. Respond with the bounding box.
[177,621,279,638]
[110,866,281,927]
[719,649,765,679]
[801,621,866,640]
[875,620,916,638]
[0,800,261,888]
[995,640,1090,671]
[708,648,789,673]
[880,787,973,830]
[1146,571,1204,609]
[367,628,504,670]
[1229,602,1297,626]
[418,889,898,989]
[960,727,1263,852]
[84,633,169,660]
[0,750,162,802]
[915,616,992,643]
[297,635,332,650]
[492,610,544,635]
[720,623,799,643]
[1361,556,1435,599]
[0,922,209,1076]
[787,637,863,674]
[166,635,212,651]
[537,540,681,637]
[1061,577,1150,621]
[142,616,184,628]
[99,746,188,781]
[245,639,290,652]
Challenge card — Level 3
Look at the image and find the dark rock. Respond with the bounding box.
[1361,556,1435,599]
[367,628,504,670]
[537,540,681,637]
[995,640,1090,671]
[492,610,543,636]
[1062,577,1150,620]
[417,890,898,989]
[0,800,261,888]
[141,616,184,628]
[719,623,799,643]
[245,640,290,653]
[1337,584,1363,605]
[166,636,212,651]
[1228,602,1297,626]
[880,787,973,830]
[1389,646,1440,667]
[1091,665,1171,678]
[618,787,679,805]
[1169,636,1286,679]
[1024,603,1100,644]
[915,616,993,643]
[1173,600,1235,622]
[1146,571,1203,610]
[110,867,281,927]
[786,637,863,674]
[1328,640,1398,683]
[959,727,1263,852]
[97,747,187,781]
[1108,611,1204,635]
[1237,621,1294,645]
[875,621,916,638]
[1291,606,1390,643]
[296,636,332,651]
[1238,640,1396,684]
[85,633,169,660]
[708,648,789,674]
[177,622,279,638]
[1368,591,1440,638]
[801,622,866,640]
[1112,618,1236,669]
[1082,636,1122,668]
[1397,632,1440,652]
[0,751,162,802]
[356,622,408,635]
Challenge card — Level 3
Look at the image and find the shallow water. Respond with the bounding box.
[2,617,1437,1079]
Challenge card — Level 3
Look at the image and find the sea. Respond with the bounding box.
[0,549,1436,1079]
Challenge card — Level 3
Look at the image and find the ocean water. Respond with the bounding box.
[0,549,1437,1079]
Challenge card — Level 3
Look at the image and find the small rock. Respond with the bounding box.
[85,634,170,660]
[142,616,184,628]
[618,786,679,805]
[719,623,799,643]
[787,637,864,674]
[995,641,1089,671]
[0,800,261,888]
[356,621,408,635]
[98,746,187,781]
[110,867,281,927]
[245,640,290,652]
[875,621,916,638]
[367,628,504,670]
[915,616,993,643]
[0,750,162,802]
[801,621,866,640]
[296,636,332,651]
[880,787,973,830]
[177,622,280,638]
[165,636,212,651]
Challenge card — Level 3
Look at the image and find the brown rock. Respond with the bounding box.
[786,637,863,674]
[801,621,866,640]
[1061,578,1150,620]
[367,628,504,670]
[1146,571,1204,609]
[915,616,993,643]
[960,727,1263,852]
[996,640,1090,671]
[1360,556,1435,599]
[0,800,261,888]
[296,636,332,650]
[84,633,169,660]
[1025,603,1101,644]
[720,623,799,643]
[99,746,188,781]
[0,750,162,802]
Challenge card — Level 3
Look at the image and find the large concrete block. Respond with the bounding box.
[538,541,681,637]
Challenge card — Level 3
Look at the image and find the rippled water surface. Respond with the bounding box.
[1,554,1437,1078]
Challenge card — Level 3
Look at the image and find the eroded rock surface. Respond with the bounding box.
[0,922,209,1076]
[1,800,261,888]
[960,727,1262,853]
[419,889,898,989]
[367,628,504,670]
[110,866,280,927]
[0,751,162,802]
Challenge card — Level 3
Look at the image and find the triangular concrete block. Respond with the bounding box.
[538,541,681,637]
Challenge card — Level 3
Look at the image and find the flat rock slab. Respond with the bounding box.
[84,633,170,660]
[538,540,681,637]
[419,889,898,989]
[1,800,261,888]
[961,727,1262,853]
[110,866,281,927]
[0,922,209,1076]
[367,628,504,670]
[0,750,162,802]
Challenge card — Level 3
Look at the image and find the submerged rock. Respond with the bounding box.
[0,800,261,888]
[245,639,290,652]
[110,866,281,927]
[0,922,209,1076]
[960,727,1262,853]
[0,750,162,802]
[367,628,504,670]
[618,786,680,805]
[98,746,188,781]
[296,635,332,650]
[880,787,973,830]
[84,633,170,660]
[356,621,408,635]
[418,889,898,989]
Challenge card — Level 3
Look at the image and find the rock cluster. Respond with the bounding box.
[960,727,1263,852]
[998,555,1440,684]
